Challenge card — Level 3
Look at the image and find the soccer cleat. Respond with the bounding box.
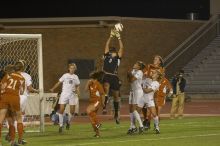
[155,128,160,134]
[139,127,144,134]
[127,128,134,135]
[95,123,102,129]
[127,127,137,135]
[11,142,20,146]
[115,118,120,125]
[94,134,100,138]
[66,123,70,130]
[132,127,138,133]
[59,126,63,133]
[18,139,27,145]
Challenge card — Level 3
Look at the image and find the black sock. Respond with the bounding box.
[113,101,119,118]
[103,95,108,109]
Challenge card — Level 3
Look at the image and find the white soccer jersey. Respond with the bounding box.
[131,69,143,91]
[20,72,32,96]
[142,79,160,99]
[59,73,80,94]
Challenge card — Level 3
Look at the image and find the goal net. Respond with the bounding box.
[0,34,45,132]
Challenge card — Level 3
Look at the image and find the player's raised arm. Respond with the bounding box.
[118,39,124,58]
[104,36,112,54]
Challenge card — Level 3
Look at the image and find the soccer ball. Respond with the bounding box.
[114,23,123,32]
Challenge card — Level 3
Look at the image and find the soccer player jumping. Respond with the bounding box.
[102,29,124,124]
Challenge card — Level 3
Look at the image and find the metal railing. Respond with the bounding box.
[163,14,220,94]
[164,15,220,70]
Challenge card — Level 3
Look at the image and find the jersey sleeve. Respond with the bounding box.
[151,81,160,91]
[59,74,65,83]
[75,75,80,85]
[133,70,143,80]
[26,74,32,86]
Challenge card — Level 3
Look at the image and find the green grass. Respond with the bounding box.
[2,117,220,146]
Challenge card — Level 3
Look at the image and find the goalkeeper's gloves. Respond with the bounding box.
[110,29,116,38]
[115,31,121,40]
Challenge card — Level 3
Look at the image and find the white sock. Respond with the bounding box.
[22,115,25,122]
[59,113,64,127]
[6,121,9,129]
[153,116,159,129]
[14,120,18,132]
[129,113,135,129]
[133,110,143,127]
[68,113,74,124]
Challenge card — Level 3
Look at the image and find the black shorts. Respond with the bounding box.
[103,74,120,91]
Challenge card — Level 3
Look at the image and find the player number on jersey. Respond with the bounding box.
[7,79,17,90]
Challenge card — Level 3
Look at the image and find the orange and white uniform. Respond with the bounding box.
[0,73,25,111]
[155,77,173,107]
[144,64,165,78]
[88,80,105,108]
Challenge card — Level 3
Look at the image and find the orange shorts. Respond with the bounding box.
[0,94,20,112]
[89,100,101,109]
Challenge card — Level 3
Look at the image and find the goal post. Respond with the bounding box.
[0,33,44,132]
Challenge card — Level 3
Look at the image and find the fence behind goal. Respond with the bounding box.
[0,34,45,132]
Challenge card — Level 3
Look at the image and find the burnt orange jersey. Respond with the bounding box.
[89,80,104,103]
[155,77,172,107]
[1,72,25,97]
[144,64,165,78]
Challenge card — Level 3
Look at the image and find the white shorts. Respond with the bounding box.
[20,95,28,112]
[58,92,78,105]
[138,95,155,108]
[129,90,143,105]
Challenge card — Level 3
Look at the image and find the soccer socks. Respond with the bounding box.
[103,95,109,110]
[89,112,98,125]
[14,120,18,132]
[129,113,136,129]
[17,123,23,141]
[153,116,159,129]
[68,113,74,124]
[113,101,119,118]
[9,124,15,142]
[59,113,64,127]
[133,110,143,127]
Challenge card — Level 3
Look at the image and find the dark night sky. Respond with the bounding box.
[0,0,210,19]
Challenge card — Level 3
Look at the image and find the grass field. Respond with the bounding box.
[2,116,220,146]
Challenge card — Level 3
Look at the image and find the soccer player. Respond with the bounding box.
[5,60,39,144]
[50,63,80,133]
[102,29,124,124]
[85,71,105,138]
[138,70,162,134]
[127,61,145,134]
[0,64,25,146]
[17,60,39,114]
[154,75,173,118]
[143,55,165,128]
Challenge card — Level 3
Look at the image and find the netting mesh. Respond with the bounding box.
[0,35,42,132]
[0,37,39,89]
